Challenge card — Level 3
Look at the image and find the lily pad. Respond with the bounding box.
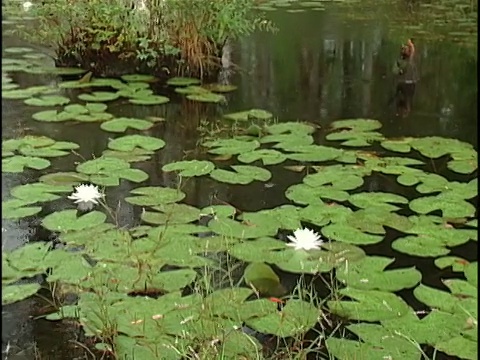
[203,138,260,155]
[108,135,165,152]
[336,256,422,291]
[186,92,226,103]
[162,160,215,177]
[2,156,50,173]
[237,149,287,165]
[128,95,170,105]
[224,109,273,121]
[125,186,186,206]
[78,91,120,102]
[100,117,154,132]
[2,199,42,219]
[121,74,157,82]
[327,287,412,321]
[166,77,201,86]
[42,210,107,232]
[2,283,41,305]
[24,95,70,107]
[210,165,272,184]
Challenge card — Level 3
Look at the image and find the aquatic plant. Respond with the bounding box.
[4,0,275,78]
[2,108,477,358]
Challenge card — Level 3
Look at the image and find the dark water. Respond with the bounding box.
[2,7,477,359]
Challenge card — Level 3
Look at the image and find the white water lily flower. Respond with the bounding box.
[68,184,104,211]
[22,1,33,11]
[286,228,323,251]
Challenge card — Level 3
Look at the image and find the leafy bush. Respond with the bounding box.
[11,0,274,77]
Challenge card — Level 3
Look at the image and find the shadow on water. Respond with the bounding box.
[1,6,477,359]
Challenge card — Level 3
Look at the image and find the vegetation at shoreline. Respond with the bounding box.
[4,0,274,78]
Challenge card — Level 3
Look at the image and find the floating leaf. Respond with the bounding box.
[42,210,107,232]
[210,165,271,184]
[203,138,260,155]
[125,186,186,206]
[128,95,170,105]
[2,283,41,305]
[327,288,412,321]
[336,256,421,291]
[167,77,201,86]
[237,149,287,165]
[102,148,153,163]
[410,137,475,159]
[24,95,70,107]
[2,156,50,172]
[39,172,89,186]
[186,92,226,103]
[246,299,318,337]
[108,135,165,152]
[11,182,71,203]
[285,184,350,205]
[347,192,408,212]
[321,223,383,245]
[326,323,422,360]
[2,199,42,219]
[162,160,214,177]
[32,110,74,122]
[330,119,383,132]
[434,257,471,272]
[224,109,273,121]
[265,122,316,135]
[121,74,157,82]
[78,91,120,102]
[141,203,201,225]
[243,262,286,297]
[409,193,476,218]
[100,117,154,132]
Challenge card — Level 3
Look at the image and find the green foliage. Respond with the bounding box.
[10,0,274,78]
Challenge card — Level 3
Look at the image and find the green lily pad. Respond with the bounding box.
[224,109,273,121]
[243,262,286,297]
[2,156,50,172]
[32,110,74,122]
[11,182,71,203]
[125,186,186,206]
[186,92,226,103]
[336,256,422,291]
[141,203,201,225]
[246,299,319,337]
[108,135,165,152]
[42,209,107,232]
[237,149,287,165]
[330,119,383,132]
[2,283,41,305]
[166,77,201,86]
[321,222,383,245]
[100,117,154,132]
[203,138,260,155]
[78,91,120,102]
[162,160,215,177]
[265,122,316,135]
[39,172,90,186]
[210,165,271,184]
[128,95,170,105]
[347,192,409,212]
[102,148,153,163]
[409,193,476,218]
[327,287,412,321]
[121,74,157,82]
[2,199,42,219]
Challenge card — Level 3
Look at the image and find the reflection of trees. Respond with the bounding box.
[232,9,476,145]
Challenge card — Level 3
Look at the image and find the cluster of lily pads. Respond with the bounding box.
[2,109,477,359]
[2,36,478,360]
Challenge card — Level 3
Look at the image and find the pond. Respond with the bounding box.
[2,1,477,360]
